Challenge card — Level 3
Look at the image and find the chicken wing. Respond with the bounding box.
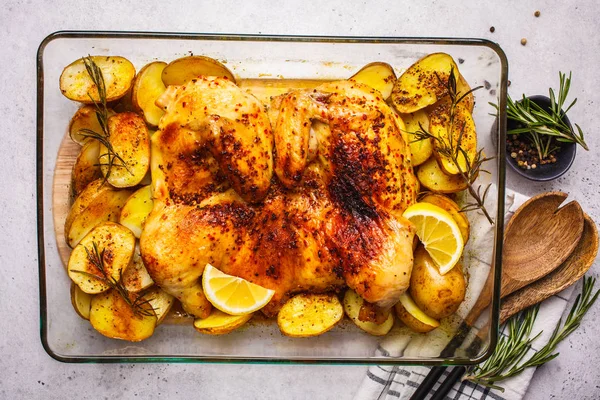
[156,76,273,204]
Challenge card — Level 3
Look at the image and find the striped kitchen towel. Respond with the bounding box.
[354,189,575,400]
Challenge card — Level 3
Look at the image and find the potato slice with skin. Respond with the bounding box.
[132,61,167,126]
[416,157,467,194]
[70,282,92,320]
[68,222,136,294]
[193,310,253,335]
[343,289,394,336]
[161,55,236,86]
[400,110,433,167]
[90,288,156,341]
[420,193,470,243]
[65,180,133,248]
[119,185,153,238]
[71,140,102,198]
[395,292,440,333]
[391,52,459,114]
[99,112,150,188]
[122,244,154,293]
[410,246,466,320]
[277,293,343,337]
[60,56,136,103]
[349,62,397,100]
[69,105,115,145]
[143,287,175,325]
[428,100,477,175]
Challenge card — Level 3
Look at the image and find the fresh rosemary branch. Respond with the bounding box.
[70,242,155,318]
[463,276,600,392]
[80,55,131,181]
[496,71,588,161]
[411,67,494,225]
[82,56,109,135]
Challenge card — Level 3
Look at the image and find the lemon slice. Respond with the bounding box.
[403,202,464,275]
[202,264,275,315]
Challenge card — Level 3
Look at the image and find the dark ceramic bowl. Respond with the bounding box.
[503,95,576,181]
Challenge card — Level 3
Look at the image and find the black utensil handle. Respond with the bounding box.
[409,366,447,400]
[431,366,467,400]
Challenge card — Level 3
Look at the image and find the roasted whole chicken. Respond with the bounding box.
[140,76,417,318]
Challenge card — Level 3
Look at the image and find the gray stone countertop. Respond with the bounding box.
[1,1,599,398]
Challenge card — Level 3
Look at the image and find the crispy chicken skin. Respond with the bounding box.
[141,78,416,318]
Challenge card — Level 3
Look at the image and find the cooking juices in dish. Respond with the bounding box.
[59,52,480,341]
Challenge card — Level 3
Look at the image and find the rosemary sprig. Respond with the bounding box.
[463,276,600,391]
[493,71,588,161]
[411,67,494,225]
[80,55,131,181]
[82,55,109,134]
[70,241,155,318]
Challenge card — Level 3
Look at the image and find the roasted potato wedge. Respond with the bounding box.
[67,222,136,294]
[70,282,93,320]
[428,100,477,175]
[420,193,470,243]
[277,293,343,337]
[60,56,135,103]
[410,246,466,320]
[416,157,467,194]
[99,112,150,188]
[90,288,157,341]
[71,140,102,198]
[132,61,167,126]
[395,293,440,333]
[69,105,115,145]
[391,53,459,114]
[400,109,433,167]
[343,289,394,336]
[161,55,236,86]
[65,179,133,248]
[349,62,397,99]
[122,244,154,293]
[193,310,253,335]
[143,287,175,325]
[119,185,153,238]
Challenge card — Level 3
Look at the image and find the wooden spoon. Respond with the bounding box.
[465,191,584,326]
[498,213,598,323]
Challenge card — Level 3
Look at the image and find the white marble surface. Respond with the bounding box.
[1,1,599,399]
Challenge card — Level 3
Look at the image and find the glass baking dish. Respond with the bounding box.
[37,31,507,364]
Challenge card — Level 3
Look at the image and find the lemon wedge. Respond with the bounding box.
[202,264,275,315]
[403,202,464,275]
